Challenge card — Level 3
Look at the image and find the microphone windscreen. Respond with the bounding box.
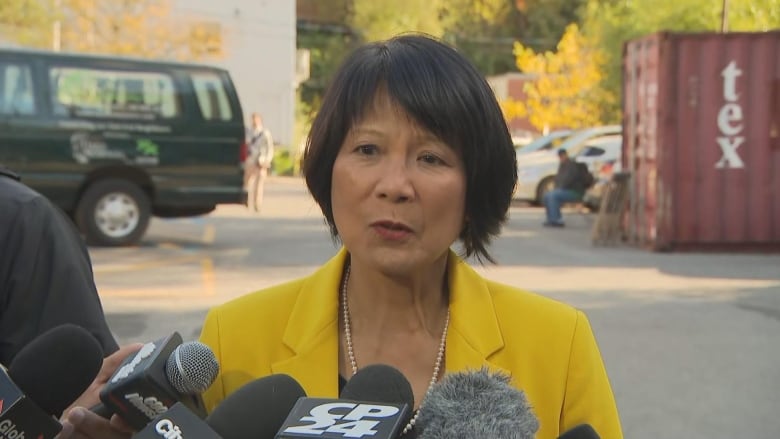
[164,341,219,394]
[416,368,539,439]
[206,373,306,439]
[8,324,103,416]
[558,424,600,439]
[340,364,415,408]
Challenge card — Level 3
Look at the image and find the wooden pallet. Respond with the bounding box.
[591,173,631,246]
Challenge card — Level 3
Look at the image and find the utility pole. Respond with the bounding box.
[52,0,61,51]
[721,0,729,33]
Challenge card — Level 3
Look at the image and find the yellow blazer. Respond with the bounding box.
[199,249,623,438]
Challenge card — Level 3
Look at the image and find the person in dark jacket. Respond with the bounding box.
[0,166,118,365]
[543,149,587,227]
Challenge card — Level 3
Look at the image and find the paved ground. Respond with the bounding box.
[91,176,780,438]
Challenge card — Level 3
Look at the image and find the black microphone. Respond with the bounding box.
[0,324,104,438]
[95,332,219,430]
[132,374,307,438]
[558,424,600,439]
[276,364,413,439]
[414,368,539,439]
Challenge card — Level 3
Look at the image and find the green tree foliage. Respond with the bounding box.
[440,0,522,75]
[519,0,587,51]
[582,0,780,122]
[350,0,445,42]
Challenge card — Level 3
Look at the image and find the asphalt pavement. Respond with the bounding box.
[92,176,780,439]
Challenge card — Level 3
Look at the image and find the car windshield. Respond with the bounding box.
[558,126,621,155]
[517,130,572,154]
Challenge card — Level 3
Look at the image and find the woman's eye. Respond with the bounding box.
[356,144,378,155]
[420,153,444,165]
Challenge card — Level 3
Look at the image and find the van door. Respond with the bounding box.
[148,68,245,213]
[0,59,57,197]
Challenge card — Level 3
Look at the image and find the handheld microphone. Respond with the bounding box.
[415,368,539,439]
[558,424,600,439]
[0,324,104,439]
[133,374,307,439]
[276,364,413,439]
[96,332,219,430]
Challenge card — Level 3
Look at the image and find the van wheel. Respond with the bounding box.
[76,179,150,246]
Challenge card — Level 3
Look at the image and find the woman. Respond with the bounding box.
[60,34,622,438]
[200,34,622,438]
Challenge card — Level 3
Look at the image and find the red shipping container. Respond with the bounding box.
[622,31,780,251]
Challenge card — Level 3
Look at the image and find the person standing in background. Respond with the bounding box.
[245,113,274,212]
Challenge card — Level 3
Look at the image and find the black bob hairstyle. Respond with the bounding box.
[303,34,518,263]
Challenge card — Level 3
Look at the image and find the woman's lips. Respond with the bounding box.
[371,221,413,241]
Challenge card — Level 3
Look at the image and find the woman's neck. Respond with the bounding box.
[343,257,449,338]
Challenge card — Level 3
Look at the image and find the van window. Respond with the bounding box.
[0,63,36,116]
[49,67,179,119]
[191,72,232,121]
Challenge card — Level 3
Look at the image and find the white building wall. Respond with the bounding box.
[173,0,296,147]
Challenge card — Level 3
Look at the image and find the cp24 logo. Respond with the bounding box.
[283,402,401,438]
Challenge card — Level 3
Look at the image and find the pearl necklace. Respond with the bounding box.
[341,264,449,436]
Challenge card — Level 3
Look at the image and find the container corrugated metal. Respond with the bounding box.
[622,31,780,251]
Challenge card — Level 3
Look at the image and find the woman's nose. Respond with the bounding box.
[375,159,415,202]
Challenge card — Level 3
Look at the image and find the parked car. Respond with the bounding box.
[515,132,622,205]
[0,48,247,246]
[515,129,572,155]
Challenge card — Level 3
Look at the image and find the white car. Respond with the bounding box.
[515,132,622,204]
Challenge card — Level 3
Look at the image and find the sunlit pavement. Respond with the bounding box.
[92,176,780,439]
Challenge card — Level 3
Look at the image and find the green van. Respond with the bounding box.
[0,48,247,246]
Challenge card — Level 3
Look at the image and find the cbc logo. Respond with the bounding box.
[283,403,400,438]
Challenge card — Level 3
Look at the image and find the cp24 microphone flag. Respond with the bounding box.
[276,364,413,439]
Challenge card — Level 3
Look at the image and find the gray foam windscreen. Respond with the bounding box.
[165,341,219,394]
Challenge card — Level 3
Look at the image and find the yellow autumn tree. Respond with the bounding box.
[510,23,608,132]
[0,0,219,61]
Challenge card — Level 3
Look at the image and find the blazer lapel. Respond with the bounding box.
[270,249,509,395]
[271,249,348,397]
[445,252,509,376]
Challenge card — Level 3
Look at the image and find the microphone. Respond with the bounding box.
[340,364,415,408]
[133,374,307,438]
[96,332,219,430]
[276,364,413,439]
[414,368,539,439]
[558,424,600,439]
[0,324,104,439]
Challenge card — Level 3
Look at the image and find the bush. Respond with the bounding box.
[271,148,295,176]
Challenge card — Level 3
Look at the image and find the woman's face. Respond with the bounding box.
[331,93,467,276]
